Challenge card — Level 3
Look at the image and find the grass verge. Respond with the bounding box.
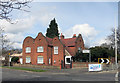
[2,66,46,72]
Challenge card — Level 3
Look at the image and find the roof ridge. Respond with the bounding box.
[62,37,76,40]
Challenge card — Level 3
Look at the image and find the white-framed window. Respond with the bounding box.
[54,60,56,64]
[26,56,31,63]
[65,56,72,64]
[49,58,51,64]
[37,46,44,52]
[54,46,58,54]
[37,56,43,64]
[26,47,31,53]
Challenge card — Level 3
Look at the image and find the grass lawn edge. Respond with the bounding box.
[1,66,46,72]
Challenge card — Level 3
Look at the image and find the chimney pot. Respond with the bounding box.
[73,34,76,38]
[60,33,64,39]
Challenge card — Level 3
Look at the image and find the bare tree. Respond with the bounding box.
[106,27,120,54]
[0,27,13,56]
[0,0,32,21]
[0,27,14,65]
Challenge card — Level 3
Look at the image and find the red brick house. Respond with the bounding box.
[22,32,85,68]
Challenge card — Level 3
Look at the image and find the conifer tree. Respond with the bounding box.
[46,18,59,38]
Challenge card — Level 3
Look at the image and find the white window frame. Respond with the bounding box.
[37,56,44,64]
[65,56,72,64]
[54,46,58,54]
[26,47,31,53]
[54,60,56,64]
[49,58,51,64]
[37,46,44,52]
[26,56,31,63]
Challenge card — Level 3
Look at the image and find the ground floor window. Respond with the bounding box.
[66,58,70,63]
[37,56,43,64]
[54,60,56,64]
[26,56,31,63]
[65,56,72,64]
[49,58,51,64]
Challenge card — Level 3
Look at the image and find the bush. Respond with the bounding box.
[11,57,19,63]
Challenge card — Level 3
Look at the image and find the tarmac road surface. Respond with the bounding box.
[1,67,117,81]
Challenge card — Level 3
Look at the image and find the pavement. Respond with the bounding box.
[1,67,117,82]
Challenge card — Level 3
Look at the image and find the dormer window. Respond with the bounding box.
[26,47,31,53]
[37,46,44,52]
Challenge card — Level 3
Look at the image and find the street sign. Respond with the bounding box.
[89,64,102,71]
[98,58,110,64]
[82,50,90,53]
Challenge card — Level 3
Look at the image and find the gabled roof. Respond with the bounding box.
[65,47,74,56]
[60,37,77,46]
[46,36,77,56]
[46,37,53,46]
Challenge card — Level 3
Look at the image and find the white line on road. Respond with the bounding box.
[20,74,28,77]
[31,75,42,77]
[115,71,118,81]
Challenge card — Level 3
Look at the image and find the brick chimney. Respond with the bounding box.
[60,33,64,39]
[73,34,76,38]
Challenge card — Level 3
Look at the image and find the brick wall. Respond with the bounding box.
[22,36,34,64]
[52,37,65,67]
[34,33,48,65]
[72,62,98,68]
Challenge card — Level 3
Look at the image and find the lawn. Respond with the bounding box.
[2,66,46,72]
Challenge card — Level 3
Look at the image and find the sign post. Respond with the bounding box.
[82,50,91,62]
[9,53,11,67]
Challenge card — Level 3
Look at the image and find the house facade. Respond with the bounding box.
[22,32,85,68]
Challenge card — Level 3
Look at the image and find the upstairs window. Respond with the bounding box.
[37,46,44,52]
[26,47,31,53]
[54,46,58,54]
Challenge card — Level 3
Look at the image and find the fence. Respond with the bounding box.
[72,62,98,68]
[72,62,120,70]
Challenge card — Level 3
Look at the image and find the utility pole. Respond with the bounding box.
[89,51,91,62]
[9,53,11,67]
[1,28,4,62]
[115,18,118,69]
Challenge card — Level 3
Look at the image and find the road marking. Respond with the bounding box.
[20,74,28,77]
[115,71,118,81]
[31,75,42,77]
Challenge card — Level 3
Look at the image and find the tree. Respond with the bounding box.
[0,0,32,21]
[0,27,13,65]
[89,46,114,62]
[106,27,120,55]
[105,27,120,60]
[11,57,19,63]
[46,18,59,38]
[73,51,89,62]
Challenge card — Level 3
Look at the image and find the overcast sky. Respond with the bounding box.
[0,1,118,49]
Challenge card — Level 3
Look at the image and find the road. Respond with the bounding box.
[1,68,117,81]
